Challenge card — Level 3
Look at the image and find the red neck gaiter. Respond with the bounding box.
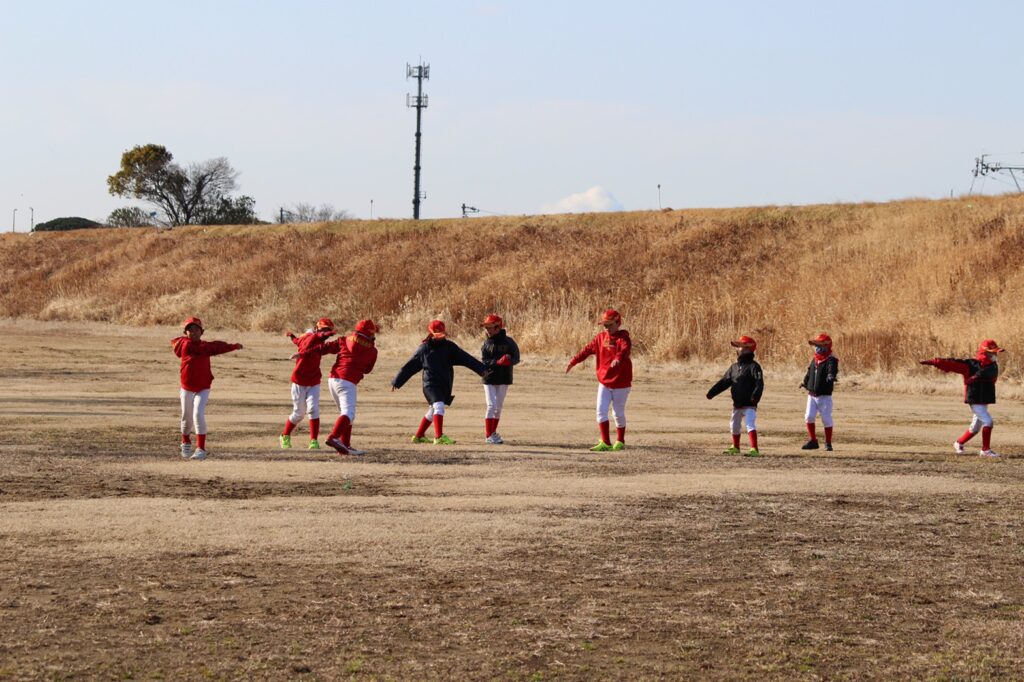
[814,349,832,365]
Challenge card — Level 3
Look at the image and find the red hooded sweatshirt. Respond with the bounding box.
[171,337,240,392]
[569,329,633,388]
[320,333,379,384]
[289,331,333,386]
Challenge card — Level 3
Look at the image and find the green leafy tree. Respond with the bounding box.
[107,206,156,227]
[107,144,240,226]
[33,217,102,232]
[198,195,261,225]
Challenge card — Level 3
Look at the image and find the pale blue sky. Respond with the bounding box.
[2,1,1022,227]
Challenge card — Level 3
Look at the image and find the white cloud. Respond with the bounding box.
[541,186,624,214]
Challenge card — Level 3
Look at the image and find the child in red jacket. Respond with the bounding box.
[920,339,1004,457]
[280,318,335,450]
[319,319,380,456]
[171,317,243,460]
[566,309,632,452]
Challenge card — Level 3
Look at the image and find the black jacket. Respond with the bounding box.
[931,357,999,404]
[801,355,839,396]
[481,330,521,385]
[392,337,488,404]
[706,354,764,408]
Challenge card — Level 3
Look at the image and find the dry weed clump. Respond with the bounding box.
[1,195,1023,377]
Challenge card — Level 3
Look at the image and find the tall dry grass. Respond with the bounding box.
[2,194,1023,377]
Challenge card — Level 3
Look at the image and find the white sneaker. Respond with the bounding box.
[485,433,503,445]
[180,443,192,459]
[953,441,965,454]
[190,448,208,460]
[979,449,1000,458]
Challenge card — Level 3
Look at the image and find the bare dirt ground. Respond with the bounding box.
[2,320,1023,680]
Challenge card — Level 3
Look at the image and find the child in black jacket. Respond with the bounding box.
[392,320,489,445]
[479,313,520,444]
[920,339,1004,457]
[707,336,764,456]
[800,333,839,451]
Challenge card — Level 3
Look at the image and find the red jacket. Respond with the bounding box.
[570,329,633,388]
[320,333,379,384]
[171,337,240,392]
[289,331,332,386]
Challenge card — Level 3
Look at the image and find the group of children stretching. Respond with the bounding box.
[171,313,1006,460]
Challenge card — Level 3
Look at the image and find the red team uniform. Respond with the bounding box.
[280,318,335,450]
[319,320,380,455]
[567,309,633,452]
[171,316,242,460]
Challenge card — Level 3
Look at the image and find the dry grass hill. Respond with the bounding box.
[2,194,1022,376]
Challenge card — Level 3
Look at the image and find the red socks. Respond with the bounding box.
[982,426,993,450]
[415,417,431,439]
[485,418,498,437]
[749,430,758,450]
[806,422,816,440]
[958,430,976,445]
[310,418,320,440]
[616,426,626,444]
[824,426,833,445]
[598,420,611,445]
[197,434,206,450]
[732,433,741,448]
[433,415,444,439]
[330,415,350,442]
[181,434,191,444]
[283,419,297,436]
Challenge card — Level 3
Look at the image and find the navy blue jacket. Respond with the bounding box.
[706,353,764,408]
[392,337,488,404]
[481,329,521,385]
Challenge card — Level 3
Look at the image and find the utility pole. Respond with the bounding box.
[973,154,1024,193]
[461,203,480,218]
[406,60,430,220]
[11,208,16,233]
[370,199,374,220]
[657,184,662,209]
[29,207,34,231]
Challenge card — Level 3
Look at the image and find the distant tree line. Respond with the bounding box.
[30,145,353,231]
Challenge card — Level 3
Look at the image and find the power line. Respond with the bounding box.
[973,154,1024,193]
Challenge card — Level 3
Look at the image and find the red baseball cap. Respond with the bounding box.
[808,333,832,347]
[601,309,622,324]
[978,339,1005,354]
[355,319,378,336]
[182,316,204,332]
[481,313,504,328]
[730,335,757,351]
[315,318,335,332]
[427,320,447,338]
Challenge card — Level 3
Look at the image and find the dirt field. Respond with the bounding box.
[2,321,1023,680]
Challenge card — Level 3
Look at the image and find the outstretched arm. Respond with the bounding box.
[706,369,732,400]
[392,350,424,389]
[920,358,971,376]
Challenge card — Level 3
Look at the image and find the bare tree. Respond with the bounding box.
[108,145,240,226]
[277,203,352,223]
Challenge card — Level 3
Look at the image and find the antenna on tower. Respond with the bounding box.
[406,60,430,220]
[461,203,480,218]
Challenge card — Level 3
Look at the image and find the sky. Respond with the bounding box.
[2,0,1023,228]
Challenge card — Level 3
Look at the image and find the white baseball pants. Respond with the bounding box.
[968,403,994,433]
[288,383,321,423]
[329,378,358,421]
[484,385,510,419]
[730,407,757,435]
[180,388,210,435]
[804,395,834,428]
[424,401,447,419]
[596,385,630,426]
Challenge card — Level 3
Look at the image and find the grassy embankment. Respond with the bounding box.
[1,194,1022,380]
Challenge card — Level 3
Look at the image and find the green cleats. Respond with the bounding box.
[433,435,456,445]
[279,434,292,449]
[308,439,321,450]
[611,441,625,451]
[723,446,741,455]
[411,436,432,444]
[590,442,613,452]
[745,448,761,457]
